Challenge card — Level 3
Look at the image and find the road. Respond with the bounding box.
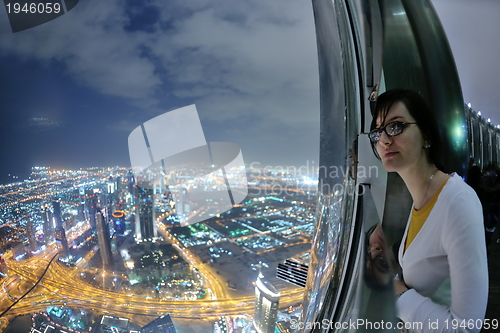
[0,251,305,321]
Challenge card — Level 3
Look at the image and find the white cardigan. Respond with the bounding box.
[397,173,488,333]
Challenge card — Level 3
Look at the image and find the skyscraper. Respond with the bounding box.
[107,176,116,197]
[127,170,135,195]
[78,203,86,222]
[254,271,280,333]
[53,201,70,258]
[26,218,38,253]
[96,209,113,269]
[175,187,190,222]
[41,205,53,244]
[54,227,70,258]
[88,196,98,231]
[113,175,122,203]
[78,186,86,222]
[107,175,122,210]
[52,200,63,228]
[134,183,157,241]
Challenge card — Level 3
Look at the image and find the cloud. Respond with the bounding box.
[0,0,321,170]
[0,0,319,132]
[148,0,319,130]
[432,0,500,125]
[0,0,162,107]
[106,118,141,133]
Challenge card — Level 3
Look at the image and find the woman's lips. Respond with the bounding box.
[384,150,398,158]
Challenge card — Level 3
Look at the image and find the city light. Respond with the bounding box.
[0,165,313,332]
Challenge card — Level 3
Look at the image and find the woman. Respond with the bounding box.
[369,89,488,332]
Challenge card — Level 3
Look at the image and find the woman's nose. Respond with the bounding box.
[370,243,382,252]
[378,130,392,145]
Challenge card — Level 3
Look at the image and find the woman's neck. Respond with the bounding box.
[399,163,442,210]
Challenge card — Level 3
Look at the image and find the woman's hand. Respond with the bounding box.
[394,279,409,295]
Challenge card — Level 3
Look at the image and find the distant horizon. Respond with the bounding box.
[0,160,322,185]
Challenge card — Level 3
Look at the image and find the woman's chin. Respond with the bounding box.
[381,161,399,173]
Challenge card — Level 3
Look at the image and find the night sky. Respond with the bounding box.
[0,0,498,184]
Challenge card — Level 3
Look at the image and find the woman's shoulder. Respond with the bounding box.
[437,172,483,224]
[437,174,487,258]
[441,172,479,200]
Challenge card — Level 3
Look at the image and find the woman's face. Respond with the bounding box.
[368,223,386,258]
[366,223,391,285]
[375,101,427,173]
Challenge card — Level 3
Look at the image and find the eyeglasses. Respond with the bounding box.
[369,121,417,143]
[366,252,390,272]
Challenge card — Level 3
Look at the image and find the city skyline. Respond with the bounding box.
[0,165,313,331]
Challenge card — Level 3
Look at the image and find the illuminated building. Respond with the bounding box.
[141,313,177,333]
[254,271,280,333]
[78,186,86,222]
[107,176,116,197]
[112,210,126,235]
[88,196,98,231]
[53,201,70,258]
[96,210,114,269]
[99,191,110,212]
[127,170,135,195]
[54,227,70,258]
[114,175,122,202]
[99,315,132,333]
[276,259,308,288]
[26,218,38,253]
[107,175,122,208]
[41,205,54,243]
[78,203,86,222]
[52,201,63,228]
[175,187,190,222]
[64,215,75,231]
[134,183,157,241]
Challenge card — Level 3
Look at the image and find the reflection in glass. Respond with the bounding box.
[364,223,394,291]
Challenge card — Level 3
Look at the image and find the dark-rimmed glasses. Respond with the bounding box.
[369,121,417,143]
[366,251,390,272]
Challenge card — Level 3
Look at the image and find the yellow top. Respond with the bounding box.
[405,178,449,252]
